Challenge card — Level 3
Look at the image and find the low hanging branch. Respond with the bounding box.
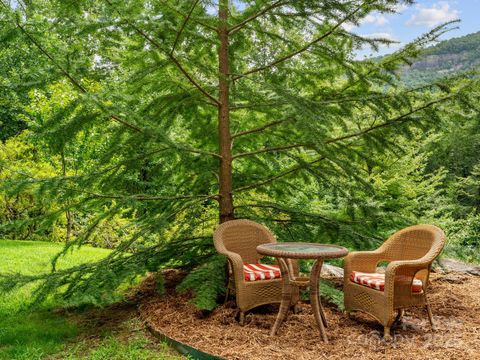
[2,164,218,203]
[235,202,332,220]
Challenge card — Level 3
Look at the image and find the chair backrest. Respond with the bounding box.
[379,224,446,262]
[213,219,277,264]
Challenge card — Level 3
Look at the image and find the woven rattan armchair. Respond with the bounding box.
[344,224,446,339]
[213,219,299,325]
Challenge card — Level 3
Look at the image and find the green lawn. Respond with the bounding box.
[0,240,182,360]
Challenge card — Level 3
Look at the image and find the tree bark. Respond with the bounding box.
[61,150,73,242]
[218,0,234,223]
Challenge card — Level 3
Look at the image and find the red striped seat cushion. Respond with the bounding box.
[350,271,423,293]
[244,264,281,282]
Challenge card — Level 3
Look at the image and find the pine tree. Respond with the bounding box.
[0,0,478,307]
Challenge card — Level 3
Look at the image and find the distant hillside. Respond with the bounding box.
[401,31,480,86]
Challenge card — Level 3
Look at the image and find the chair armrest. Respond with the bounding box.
[384,258,433,296]
[344,250,385,277]
[386,256,434,277]
[218,250,245,286]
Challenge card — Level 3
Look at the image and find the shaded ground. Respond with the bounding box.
[140,271,480,360]
[0,240,182,360]
[0,240,109,359]
[47,303,183,360]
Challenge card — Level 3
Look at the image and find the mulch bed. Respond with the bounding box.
[138,270,480,360]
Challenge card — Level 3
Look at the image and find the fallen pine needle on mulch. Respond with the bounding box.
[138,270,480,360]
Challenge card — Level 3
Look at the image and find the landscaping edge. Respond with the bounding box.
[139,309,226,360]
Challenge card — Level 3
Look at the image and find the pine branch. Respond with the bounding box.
[14,20,86,95]
[80,190,218,202]
[230,101,288,110]
[162,1,218,33]
[232,143,308,160]
[324,93,459,145]
[233,156,326,193]
[231,117,295,138]
[109,114,143,132]
[3,142,220,195]
[233,3,364,80]
[331,21,460,98]
[0,234,210,304]
[228,0,287,34]
[316,83,439,105]
[0,1,143,133]
[170,55,219,106]
[234,202,334,223]
[170,0,200,55]
[105,0,220,106]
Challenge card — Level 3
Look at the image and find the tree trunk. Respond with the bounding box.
[61,150,73,242]
[218,0,234,223]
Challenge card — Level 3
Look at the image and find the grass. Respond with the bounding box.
[59,338,176,360]
[50,317,182,360]
[0,240,183,360]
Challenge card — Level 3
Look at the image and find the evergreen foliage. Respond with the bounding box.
[320,281,344,311]
[176,255,226,311]
[0,0,479,309]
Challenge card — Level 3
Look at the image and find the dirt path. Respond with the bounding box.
[139,272,480,360]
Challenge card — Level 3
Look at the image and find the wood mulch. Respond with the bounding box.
[138,270,480,360]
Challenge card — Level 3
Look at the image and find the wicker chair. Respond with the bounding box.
[213,219,299,324]
[344,224,446,339]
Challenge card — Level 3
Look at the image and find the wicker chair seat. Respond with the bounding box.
[244,263,281,282]
[350,271,423,293]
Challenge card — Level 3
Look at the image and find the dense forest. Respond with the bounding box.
[0,0,479,310]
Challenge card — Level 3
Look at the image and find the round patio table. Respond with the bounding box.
[256,242,348,342]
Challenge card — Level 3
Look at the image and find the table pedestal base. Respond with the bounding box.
[270,258,328,342]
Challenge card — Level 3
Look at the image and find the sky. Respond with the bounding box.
[352,0,480,57]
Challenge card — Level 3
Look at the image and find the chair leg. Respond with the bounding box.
[239,311,245,326]
[426,304,435,331]
[394,309,404,324]
[383,326,392,340]
[223,286,230,305]
[292,304,300,314]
